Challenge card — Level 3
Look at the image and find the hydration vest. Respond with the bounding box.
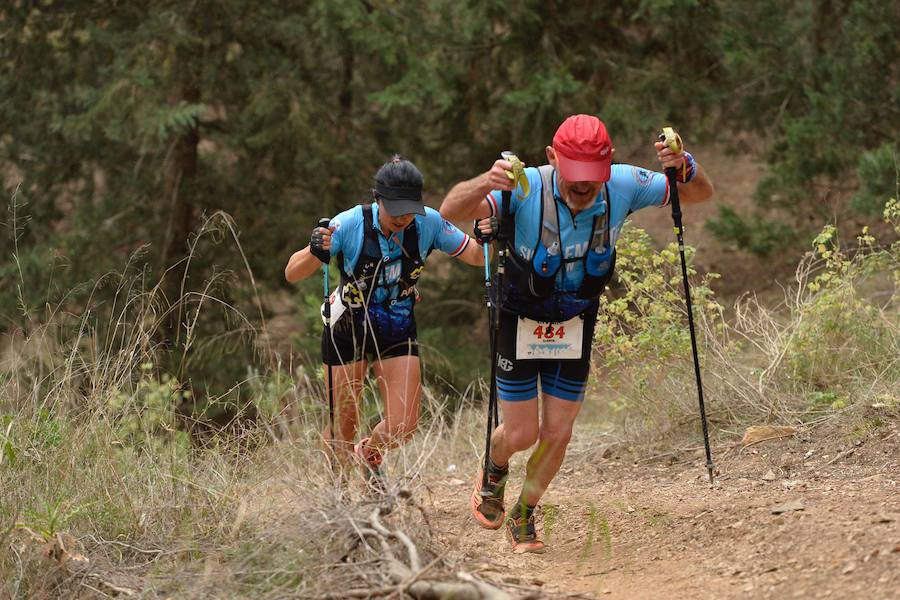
[336,204,426,311]
[504,165,616,303]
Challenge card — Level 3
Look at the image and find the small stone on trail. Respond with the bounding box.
[626,505,636,513]
[842,562,856,575]
[602,446,613,459]
[762,470,778,481]
[771,500,805,514]
[804,449,814,459]
[447,478,465,486]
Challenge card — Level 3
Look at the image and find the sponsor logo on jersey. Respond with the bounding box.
[631,167,652,187]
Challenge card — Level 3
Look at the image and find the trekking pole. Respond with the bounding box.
[479,233,498,492]
[659,128,715,485]
[318,217,336,452]
[479,151,519,492]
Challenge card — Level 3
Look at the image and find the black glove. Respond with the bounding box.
[310,220,331,264]
[473,215,499,244]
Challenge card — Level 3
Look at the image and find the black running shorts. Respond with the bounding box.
[493,308,597,402]
[321,318,419,366]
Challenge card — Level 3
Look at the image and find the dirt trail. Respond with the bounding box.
[422,424,899,599]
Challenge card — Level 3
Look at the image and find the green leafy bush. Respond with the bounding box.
[592,206,899,442]
[706,205,797,256]
[592,223,723,424]
[850,144,898,216]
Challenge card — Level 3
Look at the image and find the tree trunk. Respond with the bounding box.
[161,81,200,336]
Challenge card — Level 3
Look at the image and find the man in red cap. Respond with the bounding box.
[440,114,713,552]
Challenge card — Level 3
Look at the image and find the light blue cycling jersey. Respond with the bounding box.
[486,163,669,293]
[329,202,470,309]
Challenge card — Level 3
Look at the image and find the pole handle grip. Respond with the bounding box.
[318,217,331,303]
[659,127,683,154]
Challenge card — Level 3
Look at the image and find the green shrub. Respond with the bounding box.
[706,205,797,256]
[591,204,899,441]
[592,223,724,429]
[850,143,898,217]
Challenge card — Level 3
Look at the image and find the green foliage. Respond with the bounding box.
[594,222,723,384]
[28,409,63,451]
[808,390,846,411]
[850,144,898,216]
[109,364,192,454]
[19,498,82,542]
[712,0,900,249]
[784,218,899,388]
[706,205,798,256]
[596,208,899,442]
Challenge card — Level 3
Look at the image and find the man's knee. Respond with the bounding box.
[505,425,539,452]
[538,424,573,449]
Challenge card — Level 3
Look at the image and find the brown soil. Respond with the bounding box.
[423,423,900,599]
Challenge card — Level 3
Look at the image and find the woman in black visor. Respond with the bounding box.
[286,155,488,491]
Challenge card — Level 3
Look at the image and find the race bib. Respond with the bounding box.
[515,315,584,360]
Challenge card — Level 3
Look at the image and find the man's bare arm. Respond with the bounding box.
[677,163,714,205]
[439,159,515,221]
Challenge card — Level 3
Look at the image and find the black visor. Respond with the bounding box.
[374,182,425,216]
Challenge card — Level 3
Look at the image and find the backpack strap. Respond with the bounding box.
[357,204,382,275]
[577,185,615,300]
[339,204,383,309]
[400,218,421,263]
[587,184,610,254]
[536,165,561,258]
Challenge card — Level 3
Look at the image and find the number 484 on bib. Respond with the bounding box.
[533,324,565,340]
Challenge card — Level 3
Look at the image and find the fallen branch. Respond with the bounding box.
[333,502,512,600]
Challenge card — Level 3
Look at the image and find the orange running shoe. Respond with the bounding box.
[506,506,546,553]
[471,463,507,529]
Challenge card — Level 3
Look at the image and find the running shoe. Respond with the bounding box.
[471,462,507,529]
[506,505,546,553]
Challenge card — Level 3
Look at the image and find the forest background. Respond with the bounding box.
[1,2,898,597]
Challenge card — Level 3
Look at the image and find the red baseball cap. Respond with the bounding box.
[552,114,613,182]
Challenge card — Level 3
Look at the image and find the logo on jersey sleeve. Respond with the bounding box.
[631,167,653,187]
[331,219,342,231]
[442,218,457,233]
